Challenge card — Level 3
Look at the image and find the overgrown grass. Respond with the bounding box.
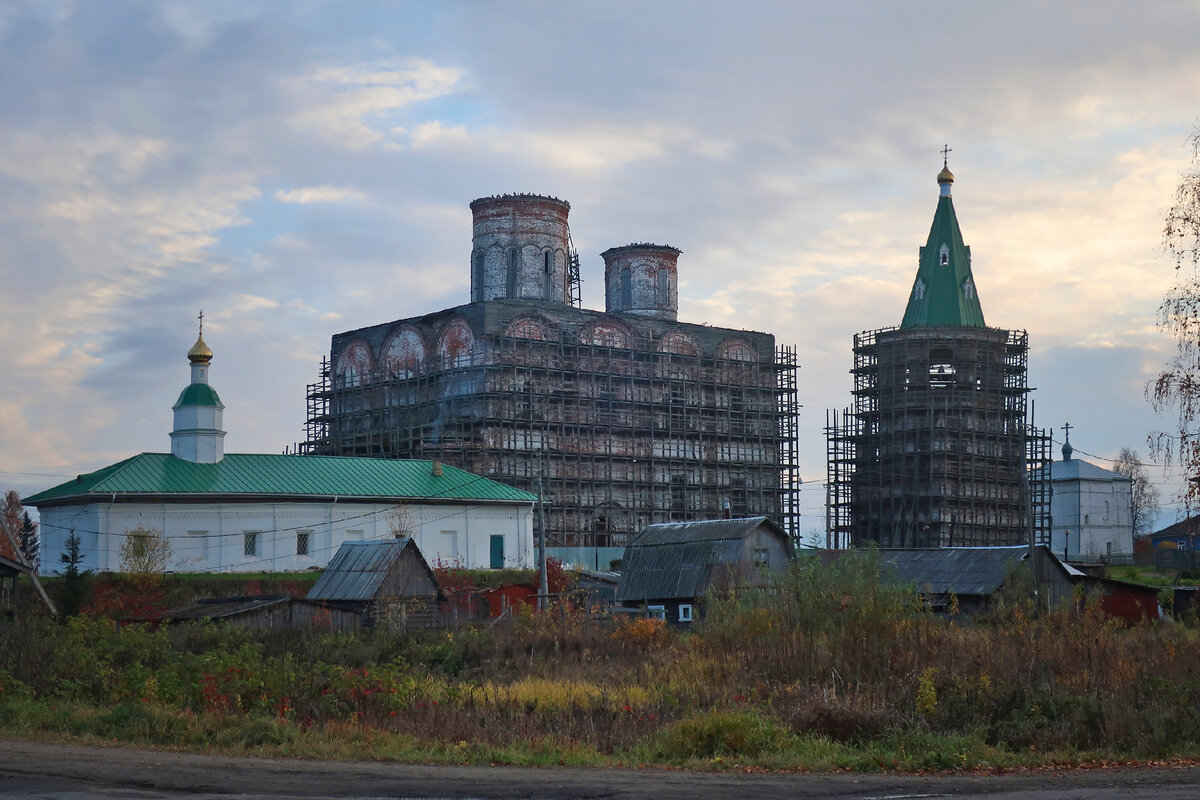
[8,551,1200,771]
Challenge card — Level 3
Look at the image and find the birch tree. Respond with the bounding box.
[1150,126,1200,507]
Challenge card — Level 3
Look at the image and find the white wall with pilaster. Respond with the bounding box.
[37,499,534,574]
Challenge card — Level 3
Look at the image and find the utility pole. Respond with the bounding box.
[537,445,548,612]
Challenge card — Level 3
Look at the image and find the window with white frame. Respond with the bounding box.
[243,531,260,558]
[647,605,666,620]
[678,604,694,623]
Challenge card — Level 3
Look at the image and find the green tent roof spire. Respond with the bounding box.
[900,156,986,329]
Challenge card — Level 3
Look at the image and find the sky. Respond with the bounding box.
[3,0,1199,540]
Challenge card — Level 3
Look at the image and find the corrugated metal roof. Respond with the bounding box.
[1030,458,1131,483]
[24,453,537,506]
[615,517,787,602]
[630,517,776,546]
[877,546,1028,596]
[1045,458,1131,483]
[306,540,411,603]
[163,594,292,621]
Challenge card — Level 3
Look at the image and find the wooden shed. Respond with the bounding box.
[158,594,363,631]
[1073,575,1161,624]
[0,552,32,614]
[873,545,1076,615]
[306,539,442,629]
[615,516,792,625]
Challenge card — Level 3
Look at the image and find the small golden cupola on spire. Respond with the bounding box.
[187,335,213,364]
[187,309,213,364]
[937,144,954,197]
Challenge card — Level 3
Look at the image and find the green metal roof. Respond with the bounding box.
[174,383,224,408]
[24,453,537,506]
[900,195,986,329]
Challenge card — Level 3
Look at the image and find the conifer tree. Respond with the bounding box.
[58,532,92,618]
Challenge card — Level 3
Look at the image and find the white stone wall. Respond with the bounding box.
[37,499,534,574]
[1049,478,1133,560]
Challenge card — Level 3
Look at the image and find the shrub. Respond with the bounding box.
[649,709,793,760]
[611,616,667,647]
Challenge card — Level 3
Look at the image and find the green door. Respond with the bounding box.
[490,535,505,569]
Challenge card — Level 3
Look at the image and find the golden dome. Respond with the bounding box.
[937,164,955,184]
[187,334,213,363]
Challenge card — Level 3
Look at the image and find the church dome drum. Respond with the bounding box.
[601,243,681,321]
[469,194,571,304]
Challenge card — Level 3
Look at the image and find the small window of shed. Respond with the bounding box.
[678,604,694,623]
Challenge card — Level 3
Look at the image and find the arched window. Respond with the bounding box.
[472,251,485,301]
[939,244,950,266]
[657,268,670,307]
[929,346,955,387]
[544,251,554,301]
[506,248,519,298]
[620,267,632,308]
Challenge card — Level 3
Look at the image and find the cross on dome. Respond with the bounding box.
[937,145,955,188]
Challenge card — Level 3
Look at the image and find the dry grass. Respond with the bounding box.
[6,552,1200,769]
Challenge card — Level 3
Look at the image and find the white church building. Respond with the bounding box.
[27,330,537,574]
[1043,431,1134,562]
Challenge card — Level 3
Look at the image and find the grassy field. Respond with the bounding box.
[6,552,1200,772]
[1105,564,1200,590]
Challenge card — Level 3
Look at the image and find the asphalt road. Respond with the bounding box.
[4,740,1200,800]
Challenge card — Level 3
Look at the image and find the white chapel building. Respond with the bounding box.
[27,331,536,574]
[1044,431,1134,562]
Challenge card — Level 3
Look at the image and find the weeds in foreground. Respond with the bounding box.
[6,550,1200,770]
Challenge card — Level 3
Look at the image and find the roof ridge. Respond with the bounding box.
[82,452,152,488]
[26,452,537,505]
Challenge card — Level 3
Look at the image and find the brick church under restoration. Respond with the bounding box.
[302,194,799,567]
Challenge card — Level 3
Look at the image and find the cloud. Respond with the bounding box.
[286,58,465,151]
[274,185,366,204]
[3,0,1200,522]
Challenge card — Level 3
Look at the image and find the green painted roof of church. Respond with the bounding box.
[23,453,537,506]
[174,383,224,408]
[900,190,986,329]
